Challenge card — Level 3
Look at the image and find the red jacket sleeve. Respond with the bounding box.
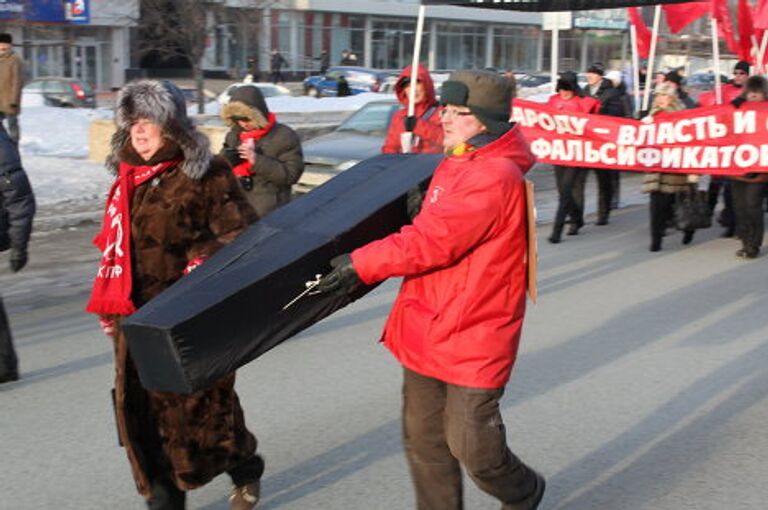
[351,164,511,284]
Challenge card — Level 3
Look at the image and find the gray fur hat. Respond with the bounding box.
[106,80,211,179]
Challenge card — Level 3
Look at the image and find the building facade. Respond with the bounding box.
[0,0,137,91]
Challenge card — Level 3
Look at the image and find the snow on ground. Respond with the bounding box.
[17,93,392,209]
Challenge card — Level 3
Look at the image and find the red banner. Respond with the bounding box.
[512,99,768,175]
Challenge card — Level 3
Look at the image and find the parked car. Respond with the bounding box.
[21,77,96,108]
[296,99,399,193]
[303,66,393,97]
[217,82,291,105]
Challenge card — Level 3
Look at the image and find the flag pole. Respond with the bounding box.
[758,31,768,74]
[630,23,641,116]
[551,24,560,94]
[641,5,661,113]
[403,4,426,153]
[712,17,723,105]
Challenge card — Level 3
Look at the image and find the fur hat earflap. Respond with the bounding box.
[221,85,269,128]
[106,80,211,180]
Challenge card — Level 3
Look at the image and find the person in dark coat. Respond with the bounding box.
[547,71,599,243]
[88,80,263,510]
[663,70,697,109]
[317,50,329,74]
[220,85,304,217]
[316,70,545,510]
[0,123,35,384]
[583,62,627,225]
[269,49,288,84]
[730,76,768,259]
[336,75,352,97]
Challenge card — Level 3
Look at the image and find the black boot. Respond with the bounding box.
[682,230,694,245]
[146,478,186,510]
[650,237,662,252]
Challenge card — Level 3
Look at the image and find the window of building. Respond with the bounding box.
[371,18,427,71]
[493,25,540,73]
[435,22,486,71]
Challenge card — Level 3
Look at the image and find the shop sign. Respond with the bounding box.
[0,0,89,24]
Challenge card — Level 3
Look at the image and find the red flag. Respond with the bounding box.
[662,2,710,33]
[738,0,756,63]
[627,7,652,59]
[712,0,742,56]
[756,0,768,29]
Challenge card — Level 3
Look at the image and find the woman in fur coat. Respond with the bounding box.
[87,80,263,510]
[642,83,698,252]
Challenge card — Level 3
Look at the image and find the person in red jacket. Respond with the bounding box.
[381,64,443,154]
[546,71,598,243]
[318,70,545,510]
[698,60,749,107]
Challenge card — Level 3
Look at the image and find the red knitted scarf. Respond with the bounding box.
[85,159,181,316]
[231,112,277,177]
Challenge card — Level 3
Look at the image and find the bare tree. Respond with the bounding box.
[138,0,278,114]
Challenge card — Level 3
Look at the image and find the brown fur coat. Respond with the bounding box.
[111,142,259,497]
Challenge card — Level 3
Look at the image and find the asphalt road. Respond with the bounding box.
[1,170,766,510]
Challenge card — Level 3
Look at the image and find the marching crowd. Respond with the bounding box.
[545,59,768,257]
[1,20,766,507]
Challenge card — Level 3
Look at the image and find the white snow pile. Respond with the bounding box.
[19,106,113,159]
[193,92,393,116]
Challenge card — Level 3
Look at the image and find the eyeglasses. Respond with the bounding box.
[439,108,474,120]
[734,71,749,76]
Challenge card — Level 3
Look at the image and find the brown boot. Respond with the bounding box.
[229,481,260,510]
[501,471,545,510]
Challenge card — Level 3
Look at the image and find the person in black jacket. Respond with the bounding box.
[269,49,288,84]
[0,123,36,384]
[583,63,627,225]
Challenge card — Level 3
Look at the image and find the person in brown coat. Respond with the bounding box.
[220,85,304,217]
[87,80,263,510]
[0,33,24,143]
[642,83,698,252]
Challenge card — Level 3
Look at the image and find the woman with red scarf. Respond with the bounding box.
[220,86,304,217]
[87,80,263,510]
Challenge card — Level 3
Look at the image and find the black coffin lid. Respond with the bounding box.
[121,153,442,394]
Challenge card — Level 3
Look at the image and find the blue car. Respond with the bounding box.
[303,66,393,97]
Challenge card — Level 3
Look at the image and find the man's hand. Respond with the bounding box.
[316,254,363,294]
[9,247,26,272]
[404,115,417,132]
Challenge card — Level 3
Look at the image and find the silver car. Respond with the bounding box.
[296,99,400,193]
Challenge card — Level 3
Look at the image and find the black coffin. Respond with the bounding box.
[121,153,442,394]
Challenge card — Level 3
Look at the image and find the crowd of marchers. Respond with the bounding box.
[2,21,767,509]
[545,59,768,258]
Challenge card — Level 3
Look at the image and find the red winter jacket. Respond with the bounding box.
[352,125,535,388]
[382,64,443,154]
[547,93,600,113]
[697,84,742,107]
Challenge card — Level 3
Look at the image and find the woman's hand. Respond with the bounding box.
[238,140,256,165]
[99,317,116,337]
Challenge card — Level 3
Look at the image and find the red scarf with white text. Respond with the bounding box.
[231,112,277,177]
[85,159,181,316]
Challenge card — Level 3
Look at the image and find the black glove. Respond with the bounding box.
[316,254,362,294]
[238,175,254,191]
[406,184,426,221]
[404,115,417,132]
[731,96,746,109]
[9,247,27,272]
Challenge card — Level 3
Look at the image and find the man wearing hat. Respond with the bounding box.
[583,62,627,225]
[316,70,545,510]
[698,60,750,107]
[662,70,696,109]
[0,33,24,143]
